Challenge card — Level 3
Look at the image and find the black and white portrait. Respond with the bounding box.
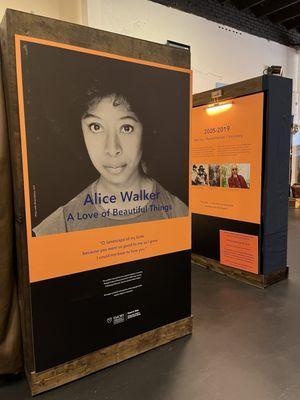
[20,40,190,236]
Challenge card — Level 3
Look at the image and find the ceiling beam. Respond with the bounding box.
[269,3,300,23]
[283,15,300,29]
[253,0,300,17]
[234,0,265,10]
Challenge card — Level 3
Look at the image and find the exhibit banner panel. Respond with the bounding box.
[1,10,192,394]
[191,93,263,274]
[17,35,191,283]
[192,76,292,287]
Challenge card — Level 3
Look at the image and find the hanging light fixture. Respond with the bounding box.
[205,90,233,115]
[206,102,233,115]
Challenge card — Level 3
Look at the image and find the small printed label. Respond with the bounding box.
[220,230,258,274]
[113,314,125,325]
[126,309,141,320]
[106,309,142,326]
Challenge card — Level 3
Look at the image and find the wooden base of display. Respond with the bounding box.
[27,316,193,395]
[289,197,300,208]
[192,254,288,289]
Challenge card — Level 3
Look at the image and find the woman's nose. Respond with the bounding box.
[104,132,122,157]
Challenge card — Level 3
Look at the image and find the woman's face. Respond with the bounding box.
[231,167,238,177]
[81,95,143,186]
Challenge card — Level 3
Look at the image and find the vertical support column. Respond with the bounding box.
[262,75,292,275]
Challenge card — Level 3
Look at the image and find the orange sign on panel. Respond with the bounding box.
[220,230,259,274]
[191,93,264,224]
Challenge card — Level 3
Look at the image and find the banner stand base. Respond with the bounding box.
[192,254,288,289]
[27,316,193,395]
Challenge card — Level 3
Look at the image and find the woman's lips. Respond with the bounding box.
[103,164,127,174]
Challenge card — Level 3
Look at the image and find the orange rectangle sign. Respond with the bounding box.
[220,230,258,274]
[191,93,264,224]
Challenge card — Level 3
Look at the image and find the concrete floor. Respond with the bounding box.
[1,209,300,399]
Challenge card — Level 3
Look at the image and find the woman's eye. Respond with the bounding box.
[88,122,103,133]
[120,124,134,134]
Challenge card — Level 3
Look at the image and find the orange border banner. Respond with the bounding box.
[191,92,264,224]
[15,35,192,282]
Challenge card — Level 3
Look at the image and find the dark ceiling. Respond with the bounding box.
[152,0,300,47]
[221,0,300,32]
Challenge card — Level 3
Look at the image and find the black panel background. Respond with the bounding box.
[31,250,191,372]
[192,214,260,263]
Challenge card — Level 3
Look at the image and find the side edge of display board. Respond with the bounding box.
[0,9,192,394]
[261,75,292,275]
[0,10,35,373]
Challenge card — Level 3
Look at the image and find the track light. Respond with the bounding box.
[206,102,233,115]
[263,65,283,76]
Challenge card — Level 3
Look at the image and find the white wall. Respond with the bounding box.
[0,0,83,25]
[86,0,300,183]
[86,0,298,92]
[1,0,298,116]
